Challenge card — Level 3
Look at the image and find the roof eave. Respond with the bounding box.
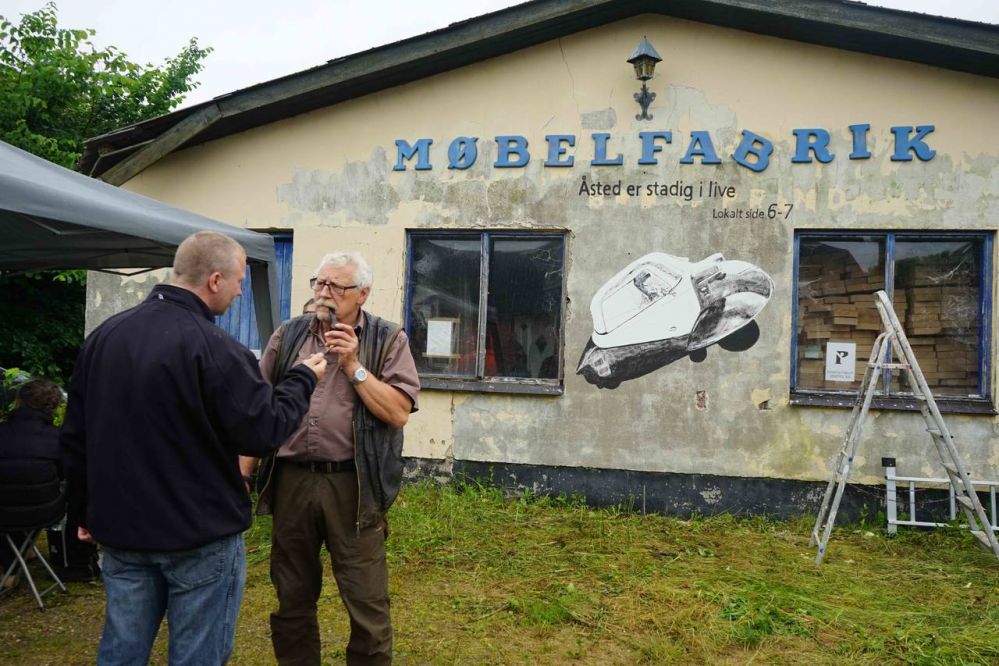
[80,0,999,178]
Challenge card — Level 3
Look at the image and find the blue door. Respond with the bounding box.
[215,232,293,351]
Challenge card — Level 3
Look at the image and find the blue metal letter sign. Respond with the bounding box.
[392,123,936,172]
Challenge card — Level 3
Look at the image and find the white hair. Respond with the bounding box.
[314,251,373,290]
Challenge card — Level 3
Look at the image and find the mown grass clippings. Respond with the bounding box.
[2,480,998,664]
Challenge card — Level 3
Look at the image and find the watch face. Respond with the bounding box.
[353,367,368,383]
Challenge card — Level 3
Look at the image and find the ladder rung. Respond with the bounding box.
[956,495,976,511]
[869,362,909,370]
[927,428,942,436]
[970,530,994,549]
[942,462,959,476]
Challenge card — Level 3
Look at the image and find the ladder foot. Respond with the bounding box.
[970,530,995,551]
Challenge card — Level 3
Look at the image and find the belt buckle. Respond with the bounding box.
[305,459,351,473]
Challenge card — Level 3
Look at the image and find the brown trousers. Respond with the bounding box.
[270,462,391,665]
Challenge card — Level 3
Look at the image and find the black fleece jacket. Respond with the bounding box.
[0,406,62,473]
[61,284,317,551]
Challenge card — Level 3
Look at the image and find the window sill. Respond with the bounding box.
[789,391,997,415]
[420,377,563,396]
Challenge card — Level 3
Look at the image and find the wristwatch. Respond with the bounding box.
[350,366,369,385]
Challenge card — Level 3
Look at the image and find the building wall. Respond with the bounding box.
[90,14,999,495]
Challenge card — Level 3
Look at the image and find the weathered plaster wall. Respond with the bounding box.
[87,270,169,335]
[97,15,999,485]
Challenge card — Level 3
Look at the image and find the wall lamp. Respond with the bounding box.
[628,36,662,121]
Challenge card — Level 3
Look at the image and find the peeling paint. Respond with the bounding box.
[581,108,617,130]
[86,269,168,335]
[277,148,398,226]
[752,387,772,409]
[700,487,722,504]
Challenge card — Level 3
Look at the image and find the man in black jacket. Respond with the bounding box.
[61,231,326,665]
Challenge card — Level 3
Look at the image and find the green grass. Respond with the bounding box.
[2,480,998,664]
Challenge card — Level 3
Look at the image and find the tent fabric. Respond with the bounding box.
[0,140,280,340]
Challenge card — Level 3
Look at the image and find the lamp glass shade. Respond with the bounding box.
[627,37,662,82]
[632,56,657,81]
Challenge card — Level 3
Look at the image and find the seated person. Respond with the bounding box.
[0,378,98,582]
[1,378,63,465]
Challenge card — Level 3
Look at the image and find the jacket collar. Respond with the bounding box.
[147,284,215,321]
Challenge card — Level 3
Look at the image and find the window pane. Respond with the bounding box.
[408,237,481,377]
[486,237,564,379]
[796,237,885,391]
[893,239,982,396]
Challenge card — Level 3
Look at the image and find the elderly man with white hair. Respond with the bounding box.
[242,250,420,665]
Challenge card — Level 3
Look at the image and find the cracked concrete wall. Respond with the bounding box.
[98,15,999,486]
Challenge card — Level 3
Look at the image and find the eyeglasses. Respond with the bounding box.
[310,277,358,295]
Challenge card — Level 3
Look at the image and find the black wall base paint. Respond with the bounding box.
[403,457,965,525]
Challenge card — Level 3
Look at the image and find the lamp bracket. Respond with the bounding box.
[634,82,656,121]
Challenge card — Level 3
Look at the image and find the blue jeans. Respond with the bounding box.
[97,532,246,665]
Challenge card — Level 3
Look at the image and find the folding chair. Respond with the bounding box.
[0,458,67,610]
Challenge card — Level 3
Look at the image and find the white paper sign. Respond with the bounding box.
[825,342,857,382]
[426,318,457,357]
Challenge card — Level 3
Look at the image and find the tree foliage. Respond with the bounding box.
[0,3,212,382]
[0,2,211,168]
[0,270,84,383]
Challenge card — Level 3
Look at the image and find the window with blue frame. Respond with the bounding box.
[793,231,992,405]
[405,231,566,393]
[215,232,293,351]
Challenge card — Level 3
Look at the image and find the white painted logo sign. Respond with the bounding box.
[825,342,857,382]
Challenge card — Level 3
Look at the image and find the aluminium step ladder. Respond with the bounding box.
[810,290,999,565]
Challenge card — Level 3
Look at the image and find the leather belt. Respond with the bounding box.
[289,459,355,473]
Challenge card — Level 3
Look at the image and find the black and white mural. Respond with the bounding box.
[576,252,774,389]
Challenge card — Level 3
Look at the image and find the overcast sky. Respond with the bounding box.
[4,1,998,108]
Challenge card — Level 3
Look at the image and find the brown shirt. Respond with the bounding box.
[259,313,420,462]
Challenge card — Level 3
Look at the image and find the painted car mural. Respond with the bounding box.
[577,252,774,388]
